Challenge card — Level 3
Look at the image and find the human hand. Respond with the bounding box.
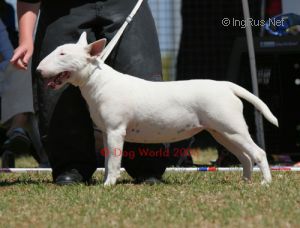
[10,40,34,70]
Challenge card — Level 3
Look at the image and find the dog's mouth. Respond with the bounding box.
[47,71,71,89]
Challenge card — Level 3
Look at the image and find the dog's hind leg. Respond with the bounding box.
[250,141,272,185]
[209,130,253,181]
[206,96,271,184]
[103,129,125,186]
[220,131,271,184]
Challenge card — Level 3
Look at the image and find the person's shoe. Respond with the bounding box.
[4,128,32,155]
[136,177,162,185]
[1,150,15,168]
[38,162,51,168]
[143,177,162,185]
[55,169,84,185]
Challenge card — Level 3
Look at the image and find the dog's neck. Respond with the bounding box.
[77,62,120,109]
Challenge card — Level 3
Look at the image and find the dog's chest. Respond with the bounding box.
[80,87,107,131]
[89,108,106,131]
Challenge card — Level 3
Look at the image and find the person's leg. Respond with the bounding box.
[122,143,167,182]
[32,3,100,183]
[3,113,49,167]
[46,86,97,182]
[98,0,168,180]
[1,114,31,168]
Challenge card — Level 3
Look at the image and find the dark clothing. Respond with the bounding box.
[19,0,167,180]
[17,0,39,2]
[176,0,260,81]
[32,0,163,131]
[0,1,18,47]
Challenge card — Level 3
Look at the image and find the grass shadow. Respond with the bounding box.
[0,178,52,186]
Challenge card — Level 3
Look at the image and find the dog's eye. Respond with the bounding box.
[60,53,65,56]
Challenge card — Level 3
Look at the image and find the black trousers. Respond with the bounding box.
[32,0,167,180]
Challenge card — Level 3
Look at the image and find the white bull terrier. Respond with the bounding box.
[37,32,278,186]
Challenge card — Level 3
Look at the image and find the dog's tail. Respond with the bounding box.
[226,82,279,127]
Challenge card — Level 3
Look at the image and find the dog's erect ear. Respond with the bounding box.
[77,32,88,46]
[85,38,107,57]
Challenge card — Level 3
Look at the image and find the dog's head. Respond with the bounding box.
[37,32,106,90]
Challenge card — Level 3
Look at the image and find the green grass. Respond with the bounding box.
[0,157,299,227]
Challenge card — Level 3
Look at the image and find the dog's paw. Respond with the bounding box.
[260,179,271,186]
[242,177,251,182]
[104,177,117,186]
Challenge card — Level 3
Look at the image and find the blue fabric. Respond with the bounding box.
[18,0,40,3]
[0,19,13,71]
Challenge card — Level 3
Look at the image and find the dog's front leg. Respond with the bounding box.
[103,129,125,186]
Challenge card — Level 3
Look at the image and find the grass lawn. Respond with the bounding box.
[0,156,299,227]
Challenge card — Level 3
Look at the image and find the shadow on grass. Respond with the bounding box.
[0,179,52,187]
[0,177,157,187]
